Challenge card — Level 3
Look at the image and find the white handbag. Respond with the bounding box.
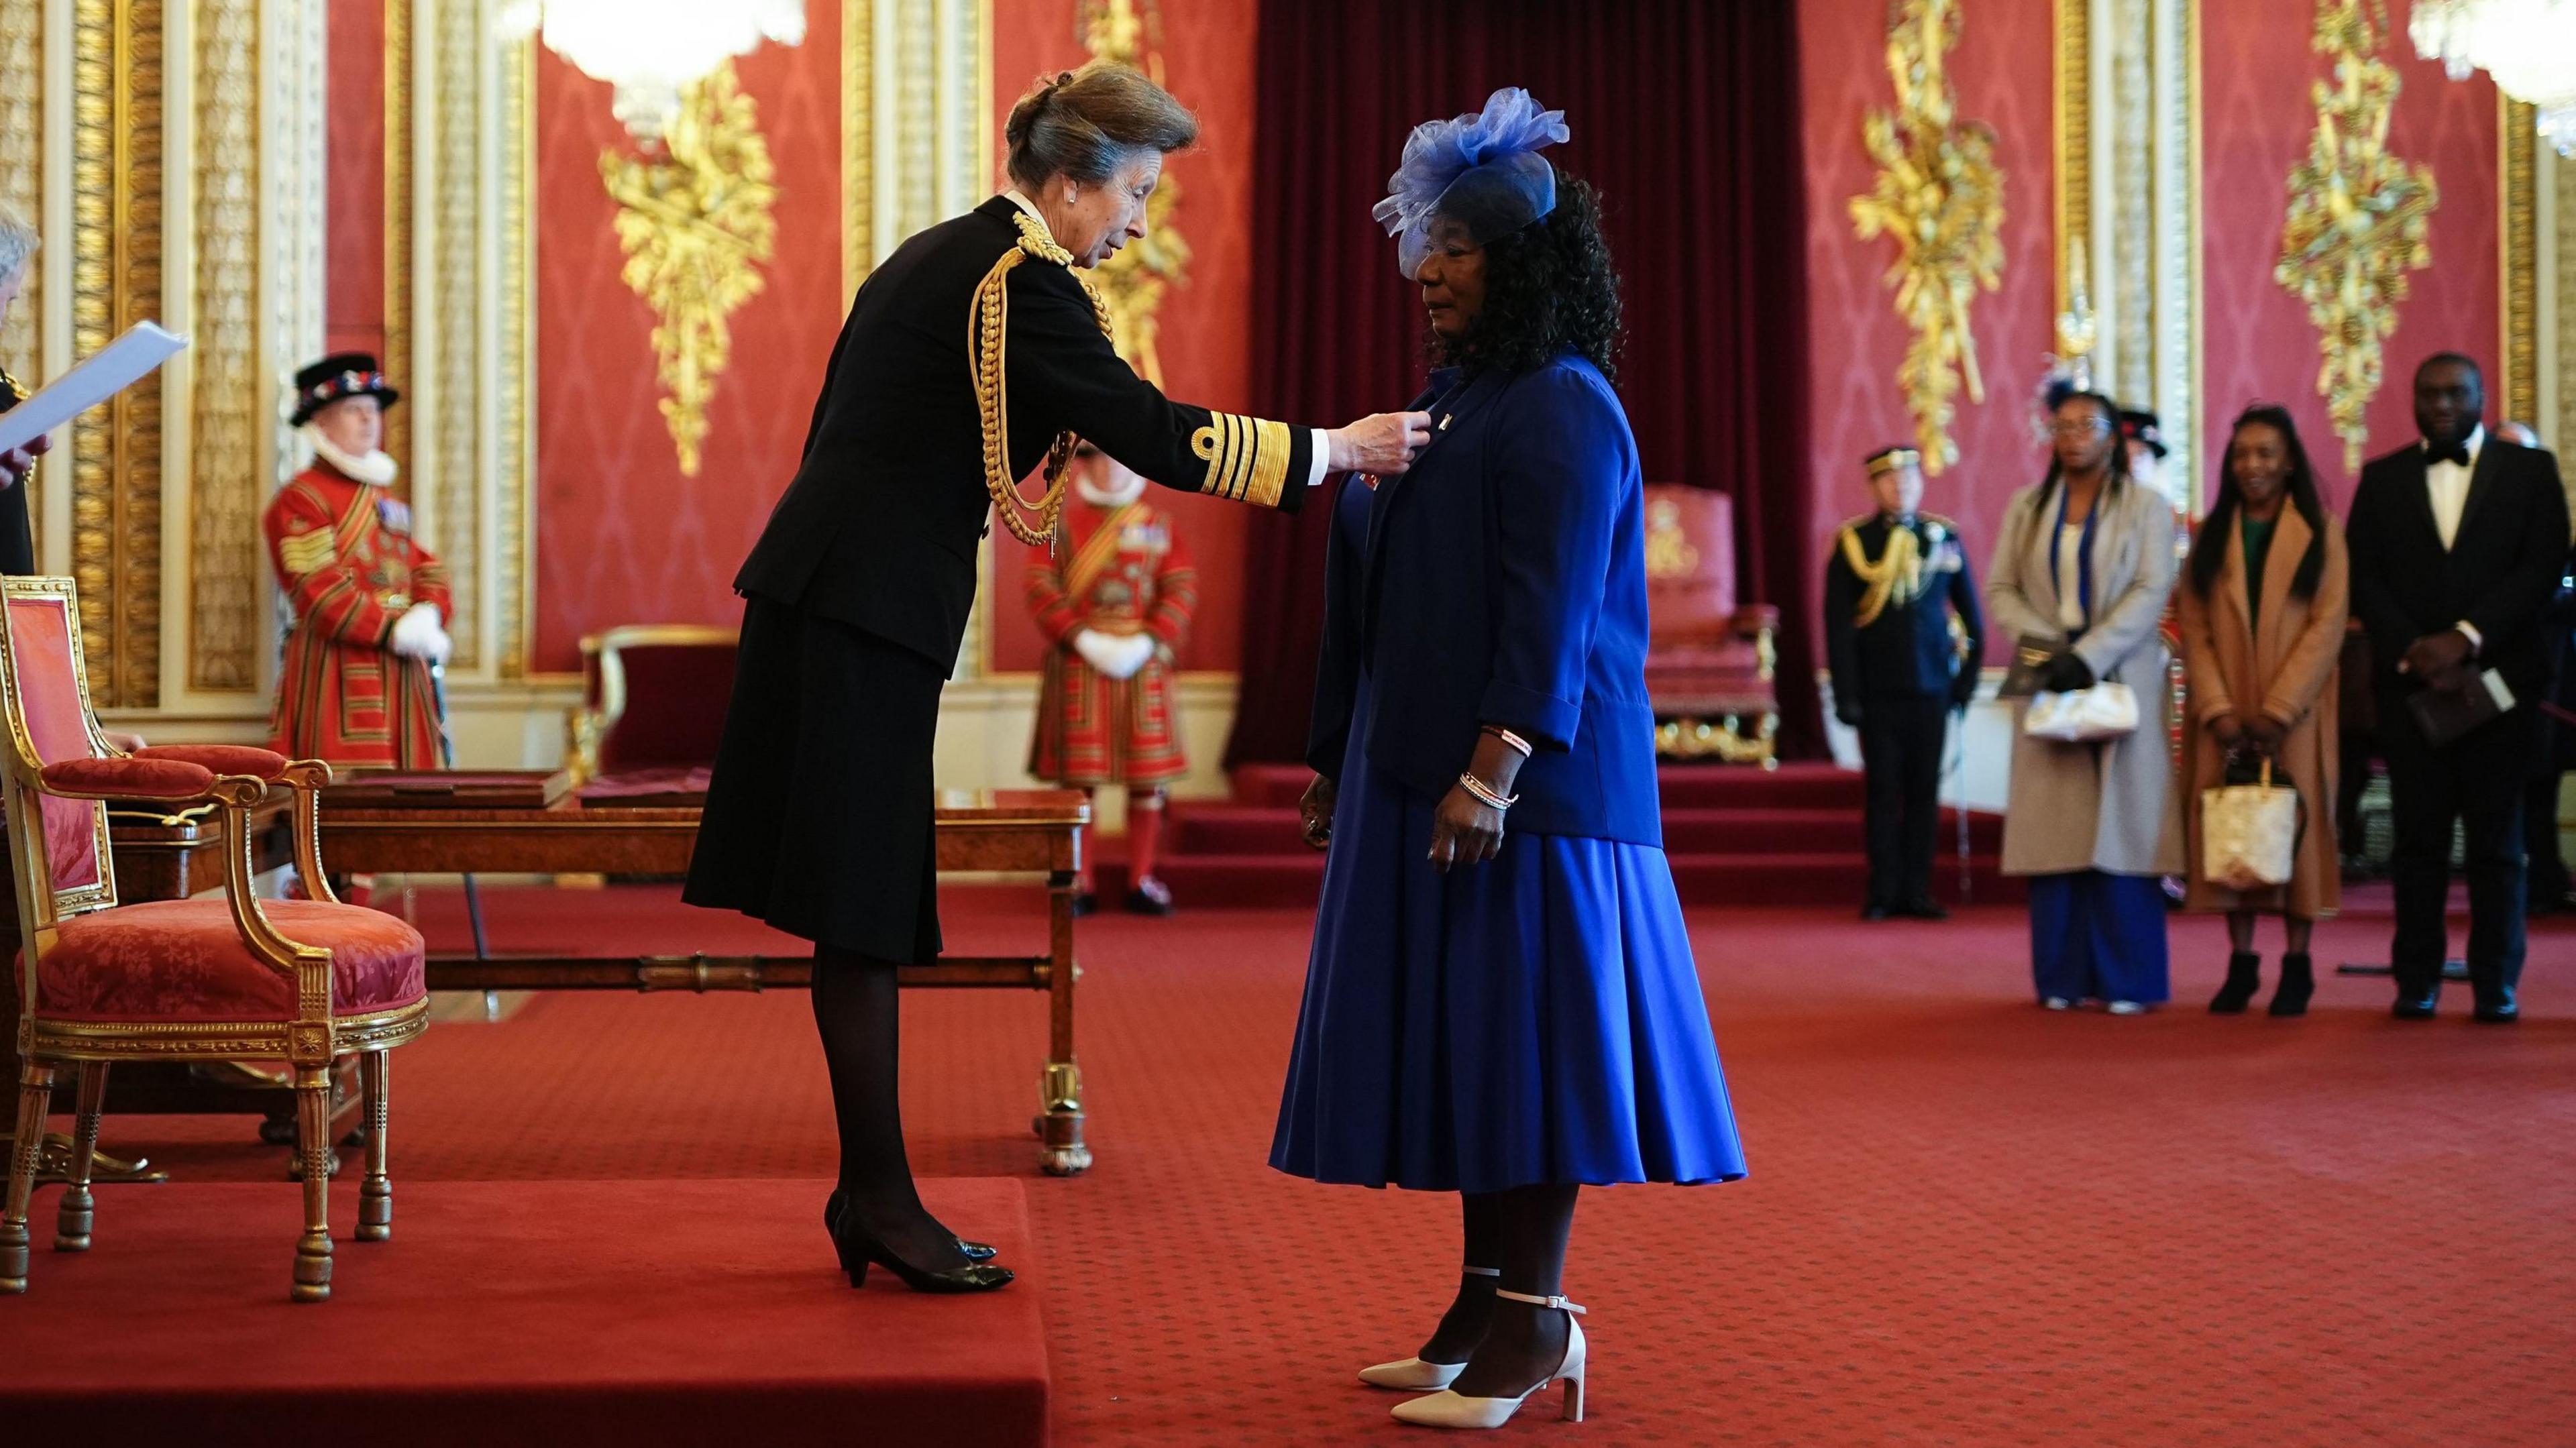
[2200,757,2302,892]
[2021,682,2140,743]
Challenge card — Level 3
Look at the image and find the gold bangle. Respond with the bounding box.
[1482,725,1534,758]
[1457,772,1518,810]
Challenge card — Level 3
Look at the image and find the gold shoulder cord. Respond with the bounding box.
[1839,521,1925,630]
[973,211,1115,547]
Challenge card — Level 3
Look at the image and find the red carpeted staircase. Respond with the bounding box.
[1122,761,2019,909]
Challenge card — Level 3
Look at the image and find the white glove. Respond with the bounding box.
[1072,630,1156,680]
[388,602,451,665]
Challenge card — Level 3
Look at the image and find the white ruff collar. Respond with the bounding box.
[1077,473,1146,509]
[305,427,398,488]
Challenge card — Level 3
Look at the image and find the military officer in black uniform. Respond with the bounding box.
[1826,446,1984,920]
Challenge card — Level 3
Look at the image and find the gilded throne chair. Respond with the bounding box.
[1640,484,1780,765]
[0,577,427,1302]
[564,624,741,799]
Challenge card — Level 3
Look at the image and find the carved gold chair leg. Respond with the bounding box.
[356,1051,392,1242]
[291,1064,335,1303]
[3,1060,58,1292]
[53,1061,109,1251]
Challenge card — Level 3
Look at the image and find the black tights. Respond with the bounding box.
[1421,1184,1582,1395]
[811,944,965,1270]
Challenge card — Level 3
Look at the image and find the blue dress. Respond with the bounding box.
[1269,355,1745,1193]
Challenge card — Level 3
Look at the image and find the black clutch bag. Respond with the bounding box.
[2406,669,2516,748]
[1996,633,2058,700]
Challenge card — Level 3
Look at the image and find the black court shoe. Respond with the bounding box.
[832,1221,1015,1293]
[824,1189,997,1263]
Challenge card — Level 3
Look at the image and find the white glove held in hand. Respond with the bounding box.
[389,602,451,665]
[1073,629,1156,680]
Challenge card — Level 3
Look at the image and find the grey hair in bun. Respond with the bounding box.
[1004,60,1198,192]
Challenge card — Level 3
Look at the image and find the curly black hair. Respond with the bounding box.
[1433,173,1623,381]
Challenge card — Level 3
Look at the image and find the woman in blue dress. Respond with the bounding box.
[1271,89,1746,1432]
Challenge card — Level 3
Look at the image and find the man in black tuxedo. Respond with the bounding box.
[2345,354,2571,1021]
[1825,446,1984,920]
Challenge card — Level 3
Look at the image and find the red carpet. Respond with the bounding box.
[11,884,2572,1446]
[0,1178,1045,1447]
[1146,761,2023,909]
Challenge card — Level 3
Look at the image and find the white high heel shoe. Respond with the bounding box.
[1359,1266,1498,1390]
[1390,1289,1587,1429]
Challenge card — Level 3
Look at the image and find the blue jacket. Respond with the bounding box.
[1307,355,1663,847]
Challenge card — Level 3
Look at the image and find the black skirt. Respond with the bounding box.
[682,594,945,962]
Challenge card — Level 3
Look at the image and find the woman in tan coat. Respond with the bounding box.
[2177,404,2348,1016]
[1988,391,2185,1012]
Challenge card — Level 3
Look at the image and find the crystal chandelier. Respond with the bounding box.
[498,1,806,140]
[2411,0,2576,154]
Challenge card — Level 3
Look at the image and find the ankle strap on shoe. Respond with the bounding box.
[1462,1266,1500,1278]
[1494,1289,1587,1314]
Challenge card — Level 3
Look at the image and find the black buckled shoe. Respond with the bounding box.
[825,1189,996,1264]
[2472,986,2520,1023]
[2391,985,2440,1020]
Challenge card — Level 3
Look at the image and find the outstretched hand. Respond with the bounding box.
[1329,412,1433,476]
[0,431,53,490]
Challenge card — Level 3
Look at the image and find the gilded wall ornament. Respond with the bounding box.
[2275,0,2436,474]
[1850,0,2006,476]
[600,60,777,477]
[1079,0,1187,386]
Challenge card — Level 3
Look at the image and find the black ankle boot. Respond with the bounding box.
[2269,952,2314,1017]
[2210,952,2261,1013]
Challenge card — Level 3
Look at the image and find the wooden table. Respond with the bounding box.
[317,787,1096,1175]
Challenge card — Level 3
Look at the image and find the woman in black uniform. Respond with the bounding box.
[684,62,1427,1293]
[0,203,55,572]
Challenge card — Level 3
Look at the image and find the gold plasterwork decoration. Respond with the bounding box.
[189,0,260,693]
[2274,0,2436,474]
[1851,0,2006,476]
[600,60,777,478]
[1080,0,1187,386]
[69,0,164,708]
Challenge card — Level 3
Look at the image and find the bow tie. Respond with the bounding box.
[2426,442,2472,469]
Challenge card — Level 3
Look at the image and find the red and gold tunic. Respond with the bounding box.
[1024,497,1197,786]
[262,465,451,768]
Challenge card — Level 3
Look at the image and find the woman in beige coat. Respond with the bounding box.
[1988,391,2185,1011]
[2176,404,2347,1016]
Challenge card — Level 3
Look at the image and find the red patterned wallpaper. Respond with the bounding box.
[325,0,385,359]
[1799,0,2058,663]
[986,0,1258,674]
[530,13,845,673]
[2201,0,2499,506]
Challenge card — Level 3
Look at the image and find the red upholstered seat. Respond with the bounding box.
[133,744,291,780]
[34,899,427,1023]
[1639,485,1779,759]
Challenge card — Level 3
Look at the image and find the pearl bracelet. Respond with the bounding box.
[1457,772,1518,811]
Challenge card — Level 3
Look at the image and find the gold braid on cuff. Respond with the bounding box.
[973,213,1116,547]
[1190,414,1296,509]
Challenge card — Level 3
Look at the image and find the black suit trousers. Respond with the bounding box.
[2378,700,2531,1001]
[1860,693,1951,905]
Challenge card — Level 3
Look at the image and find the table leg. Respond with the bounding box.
[1036,866,1091,1176]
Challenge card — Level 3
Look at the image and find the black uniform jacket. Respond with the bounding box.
[737,195,1313,673]
[1823,513,1984,702]
[2347,436,2569,704]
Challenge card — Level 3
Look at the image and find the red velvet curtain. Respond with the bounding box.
[1224,0,1820,770]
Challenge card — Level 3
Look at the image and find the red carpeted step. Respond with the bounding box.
[1665,850,2024,906]
[1167,802,1307,854]
[0,1177,1046,1447]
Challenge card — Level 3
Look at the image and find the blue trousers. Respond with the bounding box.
[2028,871,2170,1005]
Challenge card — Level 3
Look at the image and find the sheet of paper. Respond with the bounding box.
[0,321,190,455]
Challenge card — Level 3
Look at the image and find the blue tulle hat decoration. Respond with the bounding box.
[1374,87,1570,280]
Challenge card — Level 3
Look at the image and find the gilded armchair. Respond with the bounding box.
[563,623,740,793]
[0,577,427,1302]
[1640,485,1780,765]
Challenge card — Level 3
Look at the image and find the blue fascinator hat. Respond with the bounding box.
[1373,87,1570,280]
